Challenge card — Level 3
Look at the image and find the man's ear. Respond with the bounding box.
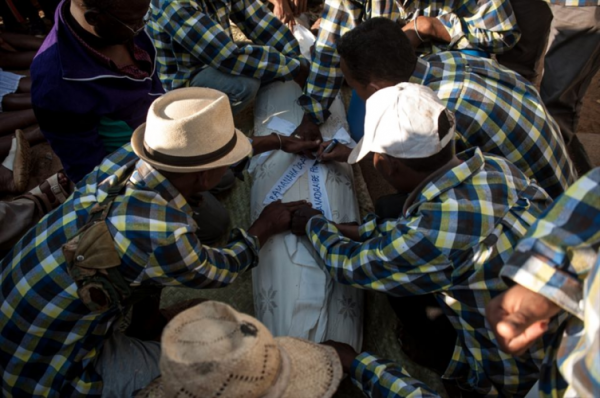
[195,170,211,191]
[83,9,101,27]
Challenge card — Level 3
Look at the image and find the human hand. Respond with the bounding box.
[292,115,323,155]
[280,134,320,154]
[291,204,322,235]
[486,284,561,356]
[249,200,309,245]
[322,340,358,374]
[401,18,425,49]
[292,0,307,15]
[273,0,296,28]
[316,140,352,163]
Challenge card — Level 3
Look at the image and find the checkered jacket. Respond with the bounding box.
[147,0,303,91]
[501,168,600,398]
[299,0,519,123]
[306,148,561,396]
[0,144,259,397]
[411,52,576,199]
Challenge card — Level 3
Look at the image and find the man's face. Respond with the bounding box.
[88,0,150,45]
[340,58,375,101]
[373,153,415,194]
[201,166,229,192]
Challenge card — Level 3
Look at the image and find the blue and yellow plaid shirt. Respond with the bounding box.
[501,168,600,398]
[306,148,561,396]
[147,0,303,91]
[410,52,576,199]
[299,0,519,123]
[0,144,259,397]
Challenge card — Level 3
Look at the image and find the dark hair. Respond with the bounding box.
[396,110,455,172]
[337,17,418,85]
[82,0,123,11]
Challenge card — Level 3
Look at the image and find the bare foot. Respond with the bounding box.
[0,165,16,193]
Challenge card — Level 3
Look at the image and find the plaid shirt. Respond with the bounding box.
[0,144,259,397]
[147,0,303,91]
[409,52,576,199]
[547,0,600,6]
[501,168,600,398]
[298,0,519,123]
[306,148,561,396]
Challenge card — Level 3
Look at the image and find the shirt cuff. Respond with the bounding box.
[436,13,464,48]
[350,352,385,393]
[231,228,261,270]
[297,94,329,124]
[501,254,584,320]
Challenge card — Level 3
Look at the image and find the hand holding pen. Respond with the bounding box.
[316,139,353,163]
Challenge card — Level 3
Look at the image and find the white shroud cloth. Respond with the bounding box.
[250,78,364,351]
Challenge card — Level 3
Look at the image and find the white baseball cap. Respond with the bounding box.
[348,83,455,164]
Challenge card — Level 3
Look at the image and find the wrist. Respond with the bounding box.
[248,219,272,246]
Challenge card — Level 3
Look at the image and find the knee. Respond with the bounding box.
[228,77,260,114]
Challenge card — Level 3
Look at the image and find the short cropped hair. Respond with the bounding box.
[82,0,123,10]
[394,110,455,172]
[337,17,418,85]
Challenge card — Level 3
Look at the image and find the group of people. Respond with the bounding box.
[0,0,598,397]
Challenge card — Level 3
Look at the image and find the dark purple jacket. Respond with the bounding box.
[31,2,164,182]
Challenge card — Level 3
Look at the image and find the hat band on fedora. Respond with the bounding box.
[143,132,237,167]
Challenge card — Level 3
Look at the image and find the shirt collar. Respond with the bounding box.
[408,57,430,85]
[131,161,194,216]
[403,147,485,216]
[56,0,155,80]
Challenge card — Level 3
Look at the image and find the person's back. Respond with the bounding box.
[335,17,576,199]
[31,0,164,183]
[292,84,562,396]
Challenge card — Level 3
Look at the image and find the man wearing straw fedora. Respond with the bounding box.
[0,87,317,398]
[135,301,343,398]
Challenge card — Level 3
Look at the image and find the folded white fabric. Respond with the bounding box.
[251,79,363,351]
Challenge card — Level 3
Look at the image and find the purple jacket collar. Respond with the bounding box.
[37,0,157,82]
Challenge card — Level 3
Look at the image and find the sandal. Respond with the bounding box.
[17,171,71,216]
[12,129,32,193]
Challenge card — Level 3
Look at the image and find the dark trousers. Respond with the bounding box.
[376,193,457,376]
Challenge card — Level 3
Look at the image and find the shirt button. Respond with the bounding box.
[76,255,85,262]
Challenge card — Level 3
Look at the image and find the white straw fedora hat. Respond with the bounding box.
[135,301,343,398]
[131,87,252,172]
[348,83,455,164]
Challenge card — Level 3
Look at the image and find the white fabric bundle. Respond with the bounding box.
[250,26,363,350]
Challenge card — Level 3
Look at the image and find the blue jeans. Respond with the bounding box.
[190,67,261,116]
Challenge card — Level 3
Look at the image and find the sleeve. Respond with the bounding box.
[230,0,302,58]
[436,0,520,54]
[306,215,454,296]
[500,168,600,320]
[33,105,107,183]
[142,228,260,288]
[297,0,366,124]
[351,352,441,397]
[161,3,301,82]
[358,213,402,240]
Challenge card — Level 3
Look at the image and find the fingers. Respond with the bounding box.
[282,200,309,208]
[496,315,549,355]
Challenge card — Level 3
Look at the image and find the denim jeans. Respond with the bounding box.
[190,67,261,116]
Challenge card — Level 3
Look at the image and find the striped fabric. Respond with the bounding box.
[306,148,561,396]
[409,52,576,199]
[547,0,600,6]
[298,0,520,123]
[501,167,600,398]
[0,144,259,397]
[147,0,303,91]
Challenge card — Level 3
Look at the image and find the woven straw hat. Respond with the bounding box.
[136,301,342,398]
[132,87,252,172]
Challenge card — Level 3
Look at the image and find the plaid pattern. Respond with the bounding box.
[298,0,519,123]
[548,0,600,6]
[352,353,440,397]
[307,148,560,396]
[409,52,576,199]
[147,0,303,91]
[501,168,600,398]
[0,144,259,397]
